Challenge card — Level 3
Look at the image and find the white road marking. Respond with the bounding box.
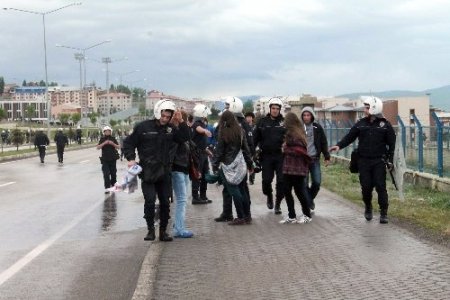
[0,197,105,286]
[79,160,90,164]
[0,182,16,188]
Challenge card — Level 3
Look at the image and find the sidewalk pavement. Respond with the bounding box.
[133,175,450,300]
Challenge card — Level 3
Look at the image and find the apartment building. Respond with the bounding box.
[98,92,132,115]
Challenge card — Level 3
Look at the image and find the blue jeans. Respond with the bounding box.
[172,171,190,235]
[306,159,321,205]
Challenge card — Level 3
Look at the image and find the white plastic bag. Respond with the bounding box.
[111,164,142,193]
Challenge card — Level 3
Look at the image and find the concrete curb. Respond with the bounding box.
[132,241,163,300]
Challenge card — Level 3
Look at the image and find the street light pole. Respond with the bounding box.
[56,40,111,117]
[3,2,82,137]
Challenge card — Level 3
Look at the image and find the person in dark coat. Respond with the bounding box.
[329,96,396,224]
[54,128,69,164]
[123,100,190,242]
[97,126,120,193]
[34,129,50,163]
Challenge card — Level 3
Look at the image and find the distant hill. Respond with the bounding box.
[338,85,450,111]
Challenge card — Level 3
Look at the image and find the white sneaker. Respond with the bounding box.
[279,217,297,224]
[297,216,312,224]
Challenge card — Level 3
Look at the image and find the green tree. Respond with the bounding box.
[210,105,220,119]
[0,107,6,121]
[24,105,36,122]
[109,119,118,128]
[22,80,27,86]
[10,128,25,151]
[243,100,254,114]
[88,112,98,126]
[71,113,81,126]
[59,113,70,125]
[0,76,4,95]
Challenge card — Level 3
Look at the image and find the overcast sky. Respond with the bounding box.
[2,0,450,99]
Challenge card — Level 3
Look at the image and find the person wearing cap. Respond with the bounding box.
[245,111,256,185]
[34,128,50,163]
[97,126,120,193]
[54,128,69,164]
[123,99,190,242]
[301,107,331,212]
[253,97,286,214]
[329,96,396,224]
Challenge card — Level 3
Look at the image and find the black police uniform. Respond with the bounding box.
[253,113,286,210]
[34,132,50,163]
[336,116,396,218]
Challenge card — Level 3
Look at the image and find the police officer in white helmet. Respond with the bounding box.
[253,97,286,214]
[123,99,190,241]
[329,96,396,224]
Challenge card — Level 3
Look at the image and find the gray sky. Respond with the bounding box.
[2,0,450,99]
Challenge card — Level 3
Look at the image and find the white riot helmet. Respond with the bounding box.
[103,126,112,133]
[154,99,176,119]
[225,96,244,117]
[193,104,211,118]
[268,97,283,108]
[362,96,383,115]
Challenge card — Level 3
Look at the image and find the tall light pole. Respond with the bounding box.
[102,56,127,116]
[56,40,111,118]
[3,2,82,136]
[55,40,111,87]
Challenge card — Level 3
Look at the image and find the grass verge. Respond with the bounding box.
[322,163,450,247]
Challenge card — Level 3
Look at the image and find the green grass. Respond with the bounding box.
[322,163,450,240]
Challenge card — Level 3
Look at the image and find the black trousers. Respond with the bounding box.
[38,146,46,161]
[358,157,388,211]
[101,160,117,189]
[56,145,65,162]
[261,153,284,201]
[141,174,171,229]
[191,152,210,198]
[221,174,250,218]
[283,174,311,218]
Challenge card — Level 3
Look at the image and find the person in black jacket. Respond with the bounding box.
[253,97,286,214]
[212,110,254,225]
[34,129,50,163]
[123,100,190,242]
[54,128,69,164]
[301,107,330,212]
[190,104,213,205]
[97,126,120,193]
[214,97,254,222]
[329,96,396,224]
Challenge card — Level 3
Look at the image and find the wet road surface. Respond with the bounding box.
[0,149,149,299]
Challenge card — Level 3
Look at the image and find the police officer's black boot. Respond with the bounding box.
[266,194,274,210]
[159,227,173,242]
[364,203,373,221]
[144,227,155,241]
[274,199,282,215]
[380,209,389,224]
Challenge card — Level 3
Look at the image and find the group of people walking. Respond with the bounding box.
[95,94,395,242]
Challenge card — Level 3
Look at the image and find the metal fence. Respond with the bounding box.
[321,112,450,178]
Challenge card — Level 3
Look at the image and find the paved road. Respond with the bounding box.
[0,149,149,300]
[134,175,450,299]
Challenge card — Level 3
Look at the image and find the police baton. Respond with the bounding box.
[383,158,398,190]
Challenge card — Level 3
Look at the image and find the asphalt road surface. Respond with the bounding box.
[0,148,149,300]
